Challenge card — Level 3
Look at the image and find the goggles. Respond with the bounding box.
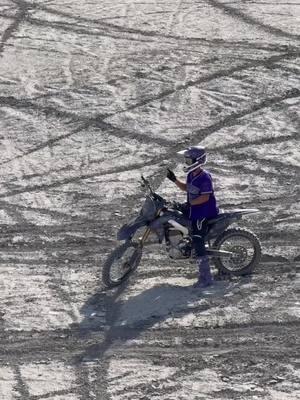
[184,156,195,166]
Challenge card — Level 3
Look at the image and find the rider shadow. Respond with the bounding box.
[114,281,231,328]
[71,271,253,400]
[76,276,249,362]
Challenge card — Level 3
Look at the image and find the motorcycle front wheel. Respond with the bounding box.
[213,228,261,276]
[102,241,143,288]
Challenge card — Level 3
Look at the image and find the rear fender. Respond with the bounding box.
[206,209,259,240]
[117,214,148,241]
[231,208,260,216]
[206,218,232,240]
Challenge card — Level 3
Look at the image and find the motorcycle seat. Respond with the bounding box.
[207,213,231,225]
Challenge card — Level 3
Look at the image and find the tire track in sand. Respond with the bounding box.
[0,87,298,198]
[0,1,28,56]
[205,0,300,41]
[0,50,299,170]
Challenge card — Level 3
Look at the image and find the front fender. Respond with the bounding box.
[117,214,148,241]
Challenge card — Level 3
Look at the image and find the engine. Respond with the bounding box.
[167,231,192,259]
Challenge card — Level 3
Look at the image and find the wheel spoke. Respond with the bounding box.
[110,247,136,282]
[102,241,143,289]
[215,228,261,275]
[220,237,254,271]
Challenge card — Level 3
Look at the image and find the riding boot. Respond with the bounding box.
[193,255,213,288]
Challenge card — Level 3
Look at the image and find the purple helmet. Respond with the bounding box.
[177,146,207,173]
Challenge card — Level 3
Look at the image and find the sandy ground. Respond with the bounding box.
[0,0,299,399]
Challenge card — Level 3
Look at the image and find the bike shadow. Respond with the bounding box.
[76,276,250,361]
[114,280,233,328]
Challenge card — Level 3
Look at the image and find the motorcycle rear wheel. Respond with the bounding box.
[102,241,142,288]
[213,228,261,276]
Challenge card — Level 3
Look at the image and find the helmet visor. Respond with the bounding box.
[184,156,195,166]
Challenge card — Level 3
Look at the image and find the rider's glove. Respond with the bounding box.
[170,201,189,216]
[179,202,190,217]
[167,168,177,183]
[171,201,182,210]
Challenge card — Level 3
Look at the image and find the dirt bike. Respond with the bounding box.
[102,175,261,288]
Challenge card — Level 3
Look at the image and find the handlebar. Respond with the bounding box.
[141,174,153,193]
[140,175,166,204]
[141,175,148,185]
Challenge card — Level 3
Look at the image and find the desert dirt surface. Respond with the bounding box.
[0,0,299,399]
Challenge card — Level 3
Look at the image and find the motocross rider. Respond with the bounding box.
[167,146,219,288]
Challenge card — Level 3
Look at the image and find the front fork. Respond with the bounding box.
[138,227,152,247]
[137,209,165,247]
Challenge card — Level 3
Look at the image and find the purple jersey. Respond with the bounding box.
[186,169,219,220]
